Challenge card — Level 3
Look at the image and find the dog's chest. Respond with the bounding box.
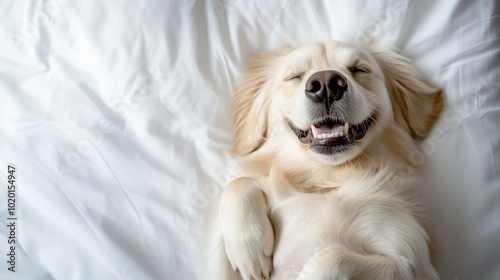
[269,191,342,280]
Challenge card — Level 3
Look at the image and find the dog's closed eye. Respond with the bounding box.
[284,72,305,81]
[349,65,369,75]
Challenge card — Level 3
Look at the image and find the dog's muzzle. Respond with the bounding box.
[287,69,375,155]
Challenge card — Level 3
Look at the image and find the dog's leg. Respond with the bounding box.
[216,177,274,280]
[296,243,438,280]
[296,202,438,280]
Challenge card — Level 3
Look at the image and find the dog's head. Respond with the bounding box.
[232,41,443,166]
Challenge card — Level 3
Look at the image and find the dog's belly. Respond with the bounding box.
[270,192,341,280]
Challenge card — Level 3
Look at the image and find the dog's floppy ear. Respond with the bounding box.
[232,52,282,155]
[368,43,444,137]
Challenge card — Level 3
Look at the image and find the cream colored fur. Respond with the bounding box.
[206,40,443,280]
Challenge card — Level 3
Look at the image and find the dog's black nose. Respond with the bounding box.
[305,70,347,106]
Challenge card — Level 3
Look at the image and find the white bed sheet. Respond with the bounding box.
[0,0,499,279]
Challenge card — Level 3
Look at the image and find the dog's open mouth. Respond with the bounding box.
[288,116,375,154]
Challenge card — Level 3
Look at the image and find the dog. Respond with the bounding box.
[206,40,443,280]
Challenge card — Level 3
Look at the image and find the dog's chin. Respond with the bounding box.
[288,116,375,165]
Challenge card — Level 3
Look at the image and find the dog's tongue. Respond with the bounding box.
[315,123,344,135]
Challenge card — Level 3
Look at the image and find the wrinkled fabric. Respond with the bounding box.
[0,0,498,279]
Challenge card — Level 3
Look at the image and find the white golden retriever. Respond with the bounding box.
[206,40,443,280]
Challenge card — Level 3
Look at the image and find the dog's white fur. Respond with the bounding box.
[206,40,443,280]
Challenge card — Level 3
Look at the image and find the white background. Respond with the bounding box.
[0,1,499,279]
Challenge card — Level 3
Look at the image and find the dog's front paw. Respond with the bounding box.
[222,216,274,280]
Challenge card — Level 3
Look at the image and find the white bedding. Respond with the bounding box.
[0,0,499,279]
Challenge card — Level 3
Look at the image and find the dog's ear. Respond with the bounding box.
[367,43,444,137]
[232,52,282,155]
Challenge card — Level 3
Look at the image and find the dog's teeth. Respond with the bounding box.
[312,125,349,139]
[311,125,318,138]
[344,122,349,135]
